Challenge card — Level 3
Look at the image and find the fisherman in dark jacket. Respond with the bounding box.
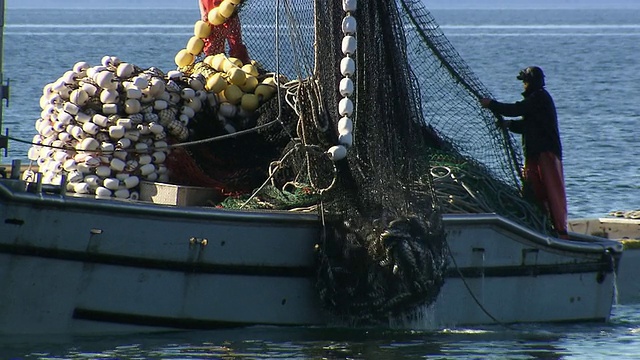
[480,66,568,239]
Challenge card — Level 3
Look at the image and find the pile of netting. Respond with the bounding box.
[173,0,552,323]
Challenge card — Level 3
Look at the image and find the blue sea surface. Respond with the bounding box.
[1,304,640,359]
[3,8,639,218]
[1,7,640,359]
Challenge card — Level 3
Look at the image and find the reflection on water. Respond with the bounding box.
[1,305,638,359]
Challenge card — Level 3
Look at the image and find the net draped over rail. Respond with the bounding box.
[174,0,554,323]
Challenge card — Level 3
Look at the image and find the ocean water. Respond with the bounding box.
[1,6,640,359]
[435,9,640,219]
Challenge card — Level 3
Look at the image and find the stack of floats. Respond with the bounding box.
[328,0,358,161]
[28,57,208,199]
[26,0,275,200]
[173,0,277,131]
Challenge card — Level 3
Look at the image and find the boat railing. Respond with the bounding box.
[443,213,624,255]
[0,177,320,224]
[0,174,624,254]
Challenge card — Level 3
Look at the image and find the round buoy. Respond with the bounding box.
[239,75,258,93]
[194,20,212,38]
[206,73,227,93]
[210,54,230,72]
[227,57,243,68]
[327,145,347,161]
[175,49,195,68]
[254,84,276,100]
[227,67,246,86]
[186,36,205,56]
[219,0,236,19]
[207,8,226,25]
[241,93,260,112]
[224,84,244,105]
[241,64,259,77]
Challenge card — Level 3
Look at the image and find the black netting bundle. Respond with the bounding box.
[308,1,448,323]
[174,0,553,324]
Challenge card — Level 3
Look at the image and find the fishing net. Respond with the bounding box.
[173,0,555,323]
[24,0,552,325]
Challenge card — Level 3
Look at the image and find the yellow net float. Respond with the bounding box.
[227,67,246,86]
[240,93,260,112]
[175,49,195,68]
[203,55,216,68]
[217,90,228,103]
[186,36,205,56]
[218,0,237,19]
[210,53,231,72]
[239,75,258,93]
[207,8,226,26]
[222,62,237,73]
[227,57,244,68]
[224,84,244,105]
[262,77,277,87]
[241,64,259,77]
[254,82,276,101]
[206,72,227,93]
[194,20,212,39]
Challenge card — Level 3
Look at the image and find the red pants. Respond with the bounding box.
[524,152,568,237]
[204,16,250,64]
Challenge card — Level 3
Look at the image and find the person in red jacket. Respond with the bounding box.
[480,66,568,239]
[199,0,250,64]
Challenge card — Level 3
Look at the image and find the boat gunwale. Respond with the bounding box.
[444,213,624,255]
[0,178,320,224]
[0,179,623,258]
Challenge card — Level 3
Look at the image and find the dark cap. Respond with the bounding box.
[517,66,545,86]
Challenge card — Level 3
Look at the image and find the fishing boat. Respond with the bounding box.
[569,215,640,304]
[0,0,623,336]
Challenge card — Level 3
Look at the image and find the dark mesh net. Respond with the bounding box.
[174,0,552,323]
[22,0,562,325]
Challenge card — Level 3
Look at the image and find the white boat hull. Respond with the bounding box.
[0,179,622,335]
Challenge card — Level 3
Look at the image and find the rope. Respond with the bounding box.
[5,119,280,154]
[430,162,551,234]
[238,142,335,209]
[444,239,511,329]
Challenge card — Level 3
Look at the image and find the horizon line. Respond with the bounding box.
[5,6,640,10]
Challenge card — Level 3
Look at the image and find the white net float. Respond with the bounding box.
[342,0,357,12]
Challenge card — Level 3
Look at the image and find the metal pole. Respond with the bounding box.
[0,0,7,155]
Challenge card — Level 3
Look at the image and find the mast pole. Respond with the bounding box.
[0,0,8,156]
